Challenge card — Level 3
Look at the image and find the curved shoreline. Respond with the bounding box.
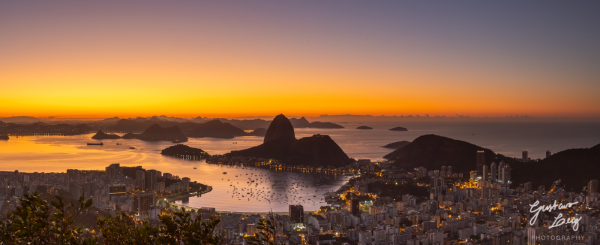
[162,185,213,202]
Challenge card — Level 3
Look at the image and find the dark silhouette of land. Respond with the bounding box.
[382,140,411,149]
[226,114,352,167]
[384,134,497,174]
[384,134,600,190]
[510,143,600,191]
[248,128,267,136]
[91,131,121,139]
[389,127,408,131]
[187,120,247,139]
[161,144,210,159]
[136,124,188,142]
[0,135,8,140]
[0,122,93,136]
[356,126,373,129]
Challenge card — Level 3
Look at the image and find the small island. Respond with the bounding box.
[0,135,8,140]
[383,140,411,149]
[356,126,373,129]
[91,130,121,139]
[161,144,210,159]
[389,127,408,131]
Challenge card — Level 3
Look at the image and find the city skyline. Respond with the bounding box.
[2,1,600,118]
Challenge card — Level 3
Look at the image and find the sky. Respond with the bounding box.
[1,1,599,118]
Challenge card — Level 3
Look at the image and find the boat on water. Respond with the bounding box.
[87,142,103,146]
[129,147,135,149]
[116,143,122,145]
[193,167,197,169]
[223,172,227,174]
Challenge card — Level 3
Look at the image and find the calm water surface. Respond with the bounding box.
[1,121,598,211]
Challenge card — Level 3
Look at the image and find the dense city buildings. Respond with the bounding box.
[2,150,600,245]
[476,150,485,178]
[289,205,304,224]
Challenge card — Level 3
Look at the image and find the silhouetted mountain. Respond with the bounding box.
[187,120,247,139]
[0,135,8,140]
[384,135,496,174]
[91,131,121,139]
[383,141,411,149]
[248,128,267,136]
[307,121,344,128]
[289,117,310,128]
[357,126,373,129]
[161,144,210,159]
[121,133,140,139]
[0,122,96,135]
[264,114,296,143]
[511,143,600,190]
[216,118,271,130]
[227,115,352,167]
[216,117,343,129]
[137,124,188,142]
[389,127,408,131]
[0,121,5,128]
[96,117,121,125]
[0,116,41,124]
[286,134,352,166]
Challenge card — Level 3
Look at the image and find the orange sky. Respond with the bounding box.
[1,1,599,118]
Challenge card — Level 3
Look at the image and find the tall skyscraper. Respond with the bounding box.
[498,161,505,182]
[67,169,80,183]
[588,180,598,194]
[146,169,157,191]
[501,164,511,185]
[351,197,360,216]
[476,151,485,177]
[546,150,551,158]
[133,192,155,215]
[289,205,304,223]
[105,163,123,179]
[490,162,497,182]
[482,165,488,181]
[522,151,529,160]
[135,170,145,190]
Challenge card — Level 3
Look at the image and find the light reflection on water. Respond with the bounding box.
[1,121,598,211]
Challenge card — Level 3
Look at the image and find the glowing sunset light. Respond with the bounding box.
[1,1,599,118]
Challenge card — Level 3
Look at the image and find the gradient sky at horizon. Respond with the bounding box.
[1,1,599,118]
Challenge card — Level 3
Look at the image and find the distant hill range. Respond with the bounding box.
[219,117,344,130]
[510,143,600,191]
[226,114,352,167]
[384,134,600,191]
[187,120,247,139]
[248,128,267,136]
[0,122,93,136]
[119,124,188,142]
[104,116,343,139]
[137,124,188,142]
[389,127,408,131]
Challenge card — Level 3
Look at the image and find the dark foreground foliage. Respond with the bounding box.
[0,192,225,245]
